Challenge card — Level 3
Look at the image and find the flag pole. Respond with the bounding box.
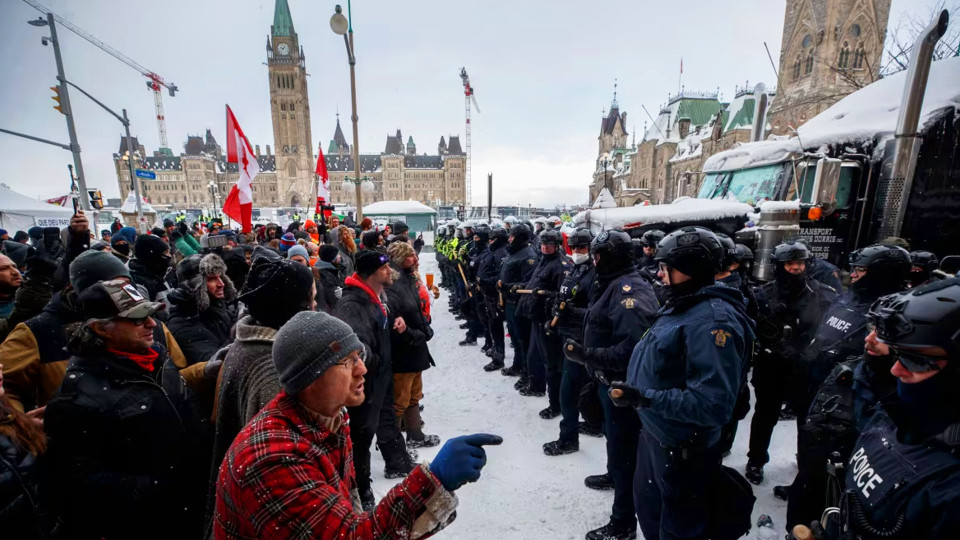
[678,57,682,94]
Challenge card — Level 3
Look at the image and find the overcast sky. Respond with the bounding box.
[0,0,950,207]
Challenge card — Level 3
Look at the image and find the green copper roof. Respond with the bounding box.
[407,136,415,145]
[724,97,756,134]
[273,0,295,37]
[675,99,723,127]
[328,140,339,154]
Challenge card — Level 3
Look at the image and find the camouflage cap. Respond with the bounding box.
[79,279,163,320]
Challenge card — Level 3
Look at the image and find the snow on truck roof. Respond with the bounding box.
[704,56,960,173]
[572,197,754,232]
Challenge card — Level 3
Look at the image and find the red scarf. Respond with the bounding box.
[344,273,387,317]
[108,348,159,372]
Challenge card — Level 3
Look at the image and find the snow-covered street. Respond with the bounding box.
[370,252,799,539]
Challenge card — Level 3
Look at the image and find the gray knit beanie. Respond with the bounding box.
[287,244,309,261]
[69,249,132,293]
[272,311,363,395]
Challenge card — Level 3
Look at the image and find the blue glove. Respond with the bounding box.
[430,433,503,491]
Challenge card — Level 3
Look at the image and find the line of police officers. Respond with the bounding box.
[435,219,960,540]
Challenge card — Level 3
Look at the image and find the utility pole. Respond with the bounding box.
[122,109,145,230]
[487,173,492,223]
[47,12,90,210]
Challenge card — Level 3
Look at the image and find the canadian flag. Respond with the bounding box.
[222,105,259,233]
[315,143,329,214]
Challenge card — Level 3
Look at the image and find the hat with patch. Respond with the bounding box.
[79,278,163,320]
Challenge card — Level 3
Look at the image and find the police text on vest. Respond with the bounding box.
[850,447,884,499]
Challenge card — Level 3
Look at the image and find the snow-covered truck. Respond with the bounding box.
[576,14,959,281]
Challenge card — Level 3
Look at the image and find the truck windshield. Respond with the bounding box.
[697,164,785,205]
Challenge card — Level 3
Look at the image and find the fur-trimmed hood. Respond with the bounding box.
[172,253,237,313]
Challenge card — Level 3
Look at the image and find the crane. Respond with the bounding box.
[23,0,179,154]
[460,67,480,208]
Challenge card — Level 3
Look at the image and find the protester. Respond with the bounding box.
[334,250,415,509]
[303,218,320,243]
[386,241,440,448]
[360,216,373,232]
[0,254,23,319]
[314,244,343,312]
[338,225,358,276]
[109,226,137,261]
[278,232,297,255]
[361,230,382,251]
[166,253,237,369]
[44,279,210,539]
[128,233,173,301]
[214,310,501,539]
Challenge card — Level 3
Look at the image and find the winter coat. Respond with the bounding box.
[477,240,508,292]
[555,261,596,342]
[753,275,836,360]
[166,285,237,367]
[313,260,342,313]
[516,251,571,322]
[802,290,876,391]
[338,247,356,277]
[499,243,537,304]
[334,275,393,379]
[206,316,280,533]
[386,268,434,373]
[0,269,54,343]
[626,284,756,449]
[175,234,200,257]
[128,258,170,301]
[44,347,211,539]
[0,432,58,540]
[0,292,195,412]
[807,257,843,292]
[213,392,456,540]
[581,268,658,381]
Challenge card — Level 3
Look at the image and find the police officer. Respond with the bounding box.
[746,241,836,485]
[469,225,493,352]
[909,250,939,287]
[563,229,658,540]
[499,224,538,384]
[543,228,597,455]
[503,215,517,232]
[516,230,571,415]
[637,229,664,283]
[715,233,757,457]
[785,314,900,530]
[478,228,510,371]
[809,278,960,540]
[802,245,911,411]
[607,226,755,540]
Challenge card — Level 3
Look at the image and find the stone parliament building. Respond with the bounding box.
[588,0,890,207]
[114,0,466,212]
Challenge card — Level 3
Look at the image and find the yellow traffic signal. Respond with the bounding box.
[50,85,65,114]
[88,189,104,210]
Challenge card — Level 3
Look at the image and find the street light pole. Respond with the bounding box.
[46,12,90,211]
[332,3,363,222]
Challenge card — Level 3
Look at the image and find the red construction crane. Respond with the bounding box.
[460,67,480,207]
[24,0,179,154]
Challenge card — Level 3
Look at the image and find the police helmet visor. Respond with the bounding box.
[890,347,944,373]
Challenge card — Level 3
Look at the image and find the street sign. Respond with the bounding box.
[135,169,156,180]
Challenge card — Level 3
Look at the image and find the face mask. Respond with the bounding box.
[571,252,590,265]
[113,243,130,256]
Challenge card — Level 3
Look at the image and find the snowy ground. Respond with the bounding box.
[371,253,798,539]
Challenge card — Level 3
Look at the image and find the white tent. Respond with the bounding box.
[0,185,74,232]
[592,188,617,209]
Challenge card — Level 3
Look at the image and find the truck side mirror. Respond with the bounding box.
[940,255,960,276]
[811,157,842,215]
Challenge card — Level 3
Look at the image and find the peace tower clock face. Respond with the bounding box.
[277,43,290,56]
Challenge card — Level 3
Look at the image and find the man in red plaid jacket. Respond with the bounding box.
[214,311,501,539]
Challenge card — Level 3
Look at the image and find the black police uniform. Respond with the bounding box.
[478,234,509,367]
[516,241,571,405]
[748,268,836,467]
[499,230,538,374]
[467,234,491,347]
[808,257,843,292]
[581,267,658,534]
[554,258,597,444]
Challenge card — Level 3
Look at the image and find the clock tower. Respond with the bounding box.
[267,0,314,208]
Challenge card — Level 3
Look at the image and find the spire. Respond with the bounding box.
[333,116,349,153]
[272,0,295,37]
[611,78,619,109]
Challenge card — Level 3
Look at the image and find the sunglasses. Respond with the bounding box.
[891,347,944,373]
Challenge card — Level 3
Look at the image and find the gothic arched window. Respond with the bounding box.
[802,34,812,48]
[286,161,297,177]
[853,44,866,69]
[838,42,850,69]
[805,50,815,75]
[793,55,803,79]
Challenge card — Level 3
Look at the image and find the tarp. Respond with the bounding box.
[0,185,74,232]
[572,196,754,234]
[363,200,437,215]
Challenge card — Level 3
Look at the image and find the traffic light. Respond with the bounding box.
[87,189,104,210]
[50,85,66,114]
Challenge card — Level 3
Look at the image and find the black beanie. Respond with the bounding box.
[355,250,390,277]
[319,245,340,263]
[239,258,315,329]
[361,231,380,250]
[135,234,169,263]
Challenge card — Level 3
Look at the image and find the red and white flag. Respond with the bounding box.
[315,143,330,214]
[222,105,259,233]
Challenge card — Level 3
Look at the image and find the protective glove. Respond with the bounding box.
[543,320,554,335]
[430,433,503,491]
[562,339,590,366]
[23,247,57,281]
[334,286,343,299]
[608,381,651,408]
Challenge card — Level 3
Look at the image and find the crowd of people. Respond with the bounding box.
[0,209,958,540]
